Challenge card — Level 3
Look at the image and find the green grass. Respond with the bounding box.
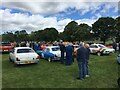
[1,53,119,88]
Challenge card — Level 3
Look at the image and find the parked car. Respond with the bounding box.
[117,54,120,64]
[9,47,40,65]
[0,42,13,53]
[37,46,61,62]
[89,44,115,56]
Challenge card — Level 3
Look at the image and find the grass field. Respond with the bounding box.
[1,53,119,88]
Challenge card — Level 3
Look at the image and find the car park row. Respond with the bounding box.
[1,41,119,66]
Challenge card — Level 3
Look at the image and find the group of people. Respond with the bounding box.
[59,41,90,80]
[12,40,90,80]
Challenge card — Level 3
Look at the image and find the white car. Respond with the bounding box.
[9,47,40,65]
[89,44,115,56]
[37,46,61,62]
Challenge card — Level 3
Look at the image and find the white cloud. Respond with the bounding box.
[76,19,97,27]
[0,1,119,33]
[0,8,97,33]
[0,9,72,33]
[1,2,118,15]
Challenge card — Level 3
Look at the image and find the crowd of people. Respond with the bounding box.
[11,40,120,80]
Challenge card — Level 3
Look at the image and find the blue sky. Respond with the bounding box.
[0,1,119,34]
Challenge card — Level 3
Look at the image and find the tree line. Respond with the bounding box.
[2,16,120,44]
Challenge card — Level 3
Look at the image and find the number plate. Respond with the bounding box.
[25,61,31,64]
[4,50,8,51]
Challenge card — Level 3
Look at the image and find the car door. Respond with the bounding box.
[9,49,15,61]
[42,48,50,58]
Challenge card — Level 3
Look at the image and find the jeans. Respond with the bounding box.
[85,61,89,75]
[78,62,86,79]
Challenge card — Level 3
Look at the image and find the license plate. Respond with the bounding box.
[4,50,8,51]
[25,61,31,64]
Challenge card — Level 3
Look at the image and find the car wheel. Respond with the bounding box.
[97,52,101,56]
[48,57,51,62]
[9,56,12,62]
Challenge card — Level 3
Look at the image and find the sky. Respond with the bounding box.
[0,0,119,34]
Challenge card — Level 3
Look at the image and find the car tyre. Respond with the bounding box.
[9,56,12,62]
[97,52,101,56]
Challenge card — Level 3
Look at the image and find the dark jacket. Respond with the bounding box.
[76,47,86,63]
[59,44,66,52]
[86,48,90,60]
[119,43,120,51]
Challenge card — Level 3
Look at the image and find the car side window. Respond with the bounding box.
[95,45,98,48]
[46,48,50,52]
[90,45,95,48]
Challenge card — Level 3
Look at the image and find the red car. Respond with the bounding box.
[0,42,13,53]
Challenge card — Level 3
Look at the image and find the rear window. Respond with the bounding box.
[17,49,34,53]
[52,47,60,51]
[0,43,11,46]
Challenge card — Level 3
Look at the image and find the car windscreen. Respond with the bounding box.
[17,49,34,53]
[0,43,11,46]
[98,44,105,48]
[52,47,60,51]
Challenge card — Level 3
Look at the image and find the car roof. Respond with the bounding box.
[90,44,104,45]
[46,46,59,48]
[14,47,32,50]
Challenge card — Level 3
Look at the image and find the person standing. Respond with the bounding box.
[84,44,90,77]
[118,41,120,53]
[65,42,74,66]
[76,43,86,80]
[59,41,66,64]
[113,42,117,52]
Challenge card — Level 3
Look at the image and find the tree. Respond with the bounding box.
[92,17,116,44]
[30,28,59,42]
[2,32,15,42]
[14,30,29,42]
[73,24,92,41]
[115,16,120,42]
[63,21,78,41]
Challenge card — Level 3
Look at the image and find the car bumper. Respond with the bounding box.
[14,59,39,64]
[0,50,10,52]
[103,51,114,54]
[52,57,61,60]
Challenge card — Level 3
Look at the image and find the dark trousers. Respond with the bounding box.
[78,62,86,79]
[85,61,89,75]
[60,51,64,64]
